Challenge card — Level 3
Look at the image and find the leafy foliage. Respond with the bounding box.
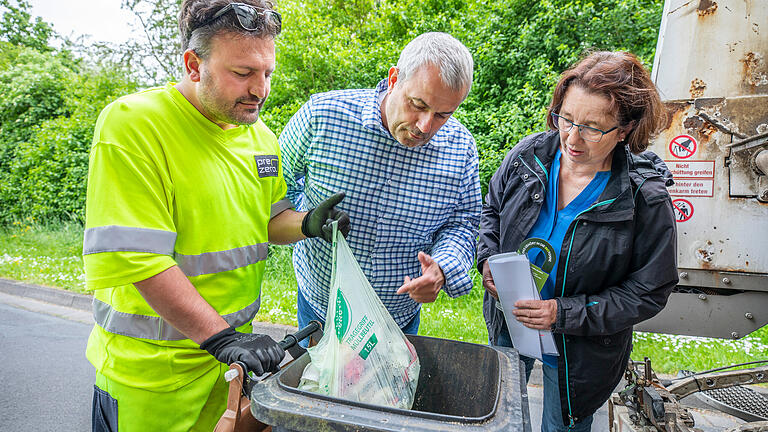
[459,0,663,190]
[0,0,663,223]
[264,0,664,192]
[0,0,53,52]
[0,2,137,224]
[120,0,183,83]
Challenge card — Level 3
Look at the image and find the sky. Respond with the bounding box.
[29,0,139,45]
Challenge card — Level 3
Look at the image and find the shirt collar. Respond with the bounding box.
[362,79,391,136]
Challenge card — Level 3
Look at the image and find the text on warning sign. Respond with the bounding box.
[666,160,715,179]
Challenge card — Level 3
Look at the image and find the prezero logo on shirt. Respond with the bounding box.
[254,155,279,178]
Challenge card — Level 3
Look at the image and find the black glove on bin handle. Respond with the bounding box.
[238,320,323,397]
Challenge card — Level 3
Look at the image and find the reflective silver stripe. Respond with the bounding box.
[83,226,176,255]
[270,198,293,218]
[175,243,268,277]
[92,297,262,341]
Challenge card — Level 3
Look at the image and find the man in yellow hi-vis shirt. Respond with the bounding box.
[84,1,350,431]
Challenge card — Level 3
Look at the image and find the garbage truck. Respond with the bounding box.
[609,0,768,430]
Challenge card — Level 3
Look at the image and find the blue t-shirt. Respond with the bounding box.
[525,149,610,367]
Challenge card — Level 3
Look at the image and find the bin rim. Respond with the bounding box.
[272,334,504,424]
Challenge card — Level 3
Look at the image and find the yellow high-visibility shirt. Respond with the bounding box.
[83,83,288,390]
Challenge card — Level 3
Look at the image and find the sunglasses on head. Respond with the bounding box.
[198,2,282,34]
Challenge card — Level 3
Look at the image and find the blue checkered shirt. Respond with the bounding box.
[278,79,481,327]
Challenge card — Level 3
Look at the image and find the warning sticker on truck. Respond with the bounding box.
[669,135,697,159]
[665,160,715,198]
[667,179,714,197]
[666,160,715,178]
[672,199,694,222]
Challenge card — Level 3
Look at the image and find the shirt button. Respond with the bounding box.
[582,221,588,226]
[386,179,392,186]
[523,174,529,180]
[534,193,540,200]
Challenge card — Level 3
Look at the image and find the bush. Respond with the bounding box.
[266,0,663,194]
[0,49,74,222]
[267,0,477,117]
[0,50,136,223]
[458,0,663,193]
[0,0,663,223]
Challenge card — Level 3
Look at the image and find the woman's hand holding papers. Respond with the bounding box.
[512,299,557,330]
[481,260,499,300]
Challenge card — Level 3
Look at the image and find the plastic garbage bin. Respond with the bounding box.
[250,334,531,431]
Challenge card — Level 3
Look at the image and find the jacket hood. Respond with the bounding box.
[635,150,675,186]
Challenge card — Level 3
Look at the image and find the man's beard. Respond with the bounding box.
[198,77,265,126]
[396,124,429,147]
[230,96,265,125]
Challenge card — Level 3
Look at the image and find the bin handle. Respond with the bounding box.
[238,320,324,398]
[278,320,322,356]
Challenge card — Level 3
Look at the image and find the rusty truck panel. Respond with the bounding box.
[637,0,768,339]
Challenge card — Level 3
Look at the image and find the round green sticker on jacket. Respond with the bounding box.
[518,238,556,292]
[518,238,556,273]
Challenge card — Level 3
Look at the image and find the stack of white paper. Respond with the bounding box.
[488,252,558,361]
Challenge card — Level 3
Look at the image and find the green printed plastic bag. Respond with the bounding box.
[298,223,420,409]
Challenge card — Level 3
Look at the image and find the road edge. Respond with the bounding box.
[0,277,298,337]
[0,278,92,310]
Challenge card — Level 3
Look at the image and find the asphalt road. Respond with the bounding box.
[0,301,93,432]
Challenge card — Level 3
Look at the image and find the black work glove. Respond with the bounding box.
[200,327,285,376]
[301,192,351,242]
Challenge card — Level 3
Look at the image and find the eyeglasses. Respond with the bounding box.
[551,113,618,143]
[199,2,282,34]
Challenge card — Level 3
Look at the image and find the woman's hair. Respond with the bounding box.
[546,51,665,153]
[179,0,281,57]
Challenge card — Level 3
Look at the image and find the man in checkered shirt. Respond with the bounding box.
[277,32,481,340]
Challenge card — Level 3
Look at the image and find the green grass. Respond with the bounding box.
[2,222,766,374]
[631,331,768,375]
[420,272,488,343]
[255,244,300,325]
[0,220,87,293]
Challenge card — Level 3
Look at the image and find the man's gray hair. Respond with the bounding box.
[396,32,474,94]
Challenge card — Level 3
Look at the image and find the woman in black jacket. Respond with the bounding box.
[477,51,678,431]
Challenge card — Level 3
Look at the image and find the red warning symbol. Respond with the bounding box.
[669,135,697,159]
[672,198,694,222]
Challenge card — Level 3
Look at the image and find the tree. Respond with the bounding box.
[458,0,663,191]
[264,0,663,192]
[4,66,137,222]
[0,1,137,224]
[0,0,53,52]
[0,0,664,223]
[121,0,183,83]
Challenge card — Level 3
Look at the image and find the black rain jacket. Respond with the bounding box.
[477,130,678,426]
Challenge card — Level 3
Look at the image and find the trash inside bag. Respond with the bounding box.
[298,222,420,409]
